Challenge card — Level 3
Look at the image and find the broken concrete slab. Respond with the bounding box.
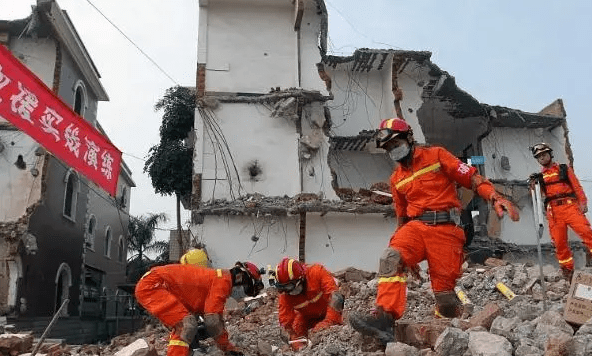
[468,331,513,356]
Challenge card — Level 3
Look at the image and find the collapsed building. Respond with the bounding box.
[0,0,136,343]
[189,0,583,272]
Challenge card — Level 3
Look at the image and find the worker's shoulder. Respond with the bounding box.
[306,263,330,275]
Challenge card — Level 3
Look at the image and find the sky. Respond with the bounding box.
[3,0,592,240]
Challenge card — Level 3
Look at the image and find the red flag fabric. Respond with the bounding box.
[0,44,121,196]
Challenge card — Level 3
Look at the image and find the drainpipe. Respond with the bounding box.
[299,211,306,262]
[294,0,305,262]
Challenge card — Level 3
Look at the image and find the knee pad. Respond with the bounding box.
[204,313,224,338]
[378,247,402,278]
[434,291,462,318]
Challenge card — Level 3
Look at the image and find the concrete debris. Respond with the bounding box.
[4,262,592,355]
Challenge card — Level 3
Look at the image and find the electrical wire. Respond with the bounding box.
[83,0,179,85]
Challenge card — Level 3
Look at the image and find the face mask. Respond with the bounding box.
[288,282,304,296]
[388,142,410,161]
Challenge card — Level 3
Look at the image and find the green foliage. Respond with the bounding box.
[126,213,168,283]
[145,86,195,198]
[154,86,196,142]
[144,140,193,197]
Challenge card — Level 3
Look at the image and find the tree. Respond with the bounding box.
[144,86,195,253]
[127,213,168,283]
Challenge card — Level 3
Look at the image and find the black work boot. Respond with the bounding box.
[349,307,395,344]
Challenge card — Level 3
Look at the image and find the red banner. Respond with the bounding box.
[0,44,121,196]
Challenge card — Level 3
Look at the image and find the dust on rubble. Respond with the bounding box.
[8,259,592,355]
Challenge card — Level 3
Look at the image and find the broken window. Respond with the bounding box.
[117,235,125,263]
[104,226,112,258]
[85,215,96,250]
[63,169,78,221]
[73,80,86,117]
[81,266,104,318]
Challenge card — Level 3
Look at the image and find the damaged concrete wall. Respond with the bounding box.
[193,212,395,273]
[481,126,569,245]
[305,213,395,271]
[325,62,396,137]
[200,0,297,93]
[0,133,44,222]
[196,102,300,200]
[328,150,392,189]
[481,126,568,181]
[6,38,56,88]
[193,215,300,274]
[298,0,330,92]
[300,102,338,200]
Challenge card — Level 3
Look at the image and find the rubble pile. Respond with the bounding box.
[3,258,592,355]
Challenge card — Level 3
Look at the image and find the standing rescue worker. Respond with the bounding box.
[135,251,264,356]
[529,142,592,281]
[274,257,344,351]
[350,117,520,344]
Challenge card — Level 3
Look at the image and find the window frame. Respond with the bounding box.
[104,226,112,258]
[63,169,79,222]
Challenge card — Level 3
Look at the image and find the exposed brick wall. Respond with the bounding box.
[196,63,206,98]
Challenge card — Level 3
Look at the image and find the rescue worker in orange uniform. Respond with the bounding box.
[350,118,520,344]
[135,252,264,356]
[529,142,592,281]
[273,257,344,351]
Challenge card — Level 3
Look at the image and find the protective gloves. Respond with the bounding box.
[492,194,520,221]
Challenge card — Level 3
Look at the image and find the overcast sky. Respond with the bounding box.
[4,0,592,240]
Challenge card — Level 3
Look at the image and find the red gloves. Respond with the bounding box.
[492,194,519,221]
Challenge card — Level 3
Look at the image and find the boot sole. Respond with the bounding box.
[349,315,394,345]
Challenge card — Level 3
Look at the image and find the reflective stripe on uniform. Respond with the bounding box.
[558,257,573,265]
[168,339,189,348]
[294,292,323,309]
[216,269,222,277]
[378,276,407,284]
[543,172,558,179]
[395,163,441,190]
[140,270,151,280]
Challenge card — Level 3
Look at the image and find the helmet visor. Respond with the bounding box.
[275,280,301,294]
[376,128,403,148]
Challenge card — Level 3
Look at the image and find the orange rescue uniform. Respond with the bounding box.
[135,264,237,356]
[378,145,482,319]
[542,162,592,271]
[278,264,342,340]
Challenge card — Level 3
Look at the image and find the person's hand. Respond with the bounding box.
[580,203,588,214]
[493,196,520,221]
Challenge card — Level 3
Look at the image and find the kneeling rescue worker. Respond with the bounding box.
[273,257,344,351]
[135,249,264,356]
[529,143,592,281]
[349,118,520,344]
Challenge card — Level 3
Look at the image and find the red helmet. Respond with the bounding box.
[275,257,306,284]
[235,261,264,297]
[376,118,412,148]
[274,258,306,294]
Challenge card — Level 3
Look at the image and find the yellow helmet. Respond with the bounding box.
[180,249,208,267]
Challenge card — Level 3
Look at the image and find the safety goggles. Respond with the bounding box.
[275,279,302,294]
[531,144,550,157]
[375,128,404,148]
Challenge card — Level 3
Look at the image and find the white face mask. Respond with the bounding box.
[388,142,410,161]
[288,282,304,296]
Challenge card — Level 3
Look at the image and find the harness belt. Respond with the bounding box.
[412,209,461,225]
[544,193,576,207]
